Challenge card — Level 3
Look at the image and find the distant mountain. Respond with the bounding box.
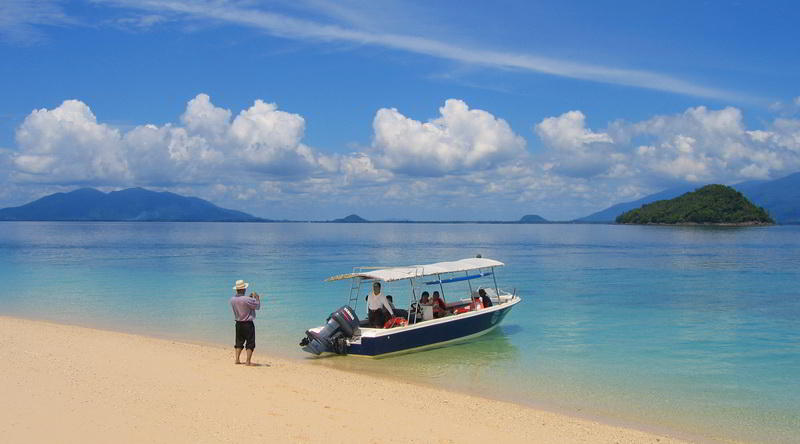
[331,214,368,223]
[616,185,773,225]
[575,185,696,223]
[732,172,800,224]
[519,214,548,223]
[0,187,264,222]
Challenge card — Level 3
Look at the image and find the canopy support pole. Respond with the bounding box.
[492,267,500,301]
[408,278,418,324]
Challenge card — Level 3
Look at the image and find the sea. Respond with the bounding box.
[1,221,798,443]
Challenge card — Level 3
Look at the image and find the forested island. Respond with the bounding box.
[616,184,774,225]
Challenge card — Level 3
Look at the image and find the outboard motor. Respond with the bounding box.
[300,305,360,355]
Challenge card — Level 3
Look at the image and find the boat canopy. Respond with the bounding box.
[325,258,504,282]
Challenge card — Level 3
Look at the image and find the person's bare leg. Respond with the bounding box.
[234,347,243,364]
[245,349,254,365]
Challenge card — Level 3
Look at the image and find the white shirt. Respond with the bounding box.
[367,290,394,315]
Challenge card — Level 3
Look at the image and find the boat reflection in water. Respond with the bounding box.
[313,325,523,396]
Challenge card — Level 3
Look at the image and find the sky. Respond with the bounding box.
[1,0,799,221]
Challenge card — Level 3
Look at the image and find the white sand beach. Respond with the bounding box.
[0,316,689,443]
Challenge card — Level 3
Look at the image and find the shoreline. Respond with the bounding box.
[0,315,702,444]
[617,221,774,227]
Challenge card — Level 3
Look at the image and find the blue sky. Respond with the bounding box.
[1,0,799,220]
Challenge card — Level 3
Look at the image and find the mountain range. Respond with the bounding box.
[1,172,798,223]
[0,188,263,222]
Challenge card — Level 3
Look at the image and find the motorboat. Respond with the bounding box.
[299,257,521,357]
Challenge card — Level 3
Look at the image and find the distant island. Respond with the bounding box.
[0,188,264,222]
[330,214,368,223]
[616,184,774,225]
[324,214,552,224]
[579,171,800,224]
[519,214,548,223]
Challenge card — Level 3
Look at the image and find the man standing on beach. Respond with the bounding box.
[230,279,260,366]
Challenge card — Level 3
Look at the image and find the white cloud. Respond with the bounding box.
[770,118,800,151]
[372,99,526,176]
[626,106,792,181]
[534,110,618,177]
[11,94,324,185]
[123,123,222,184]
[95,0,748,101]
[335,153,391,185]
[14,100,130,184]
[180,93,231,141]
[536,105,800,184]
[229,99,315,175]
[0,0,75,44]
[535,110,612,150]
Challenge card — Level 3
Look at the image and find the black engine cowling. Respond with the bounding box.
[300,305,360,355]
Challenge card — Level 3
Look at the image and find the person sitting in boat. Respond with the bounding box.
[386,295,409,320]
[478,288,493,308]
[419,291,431,305]
[471,293,483,310]
[367,281,394,328]
[431,291,448,318]
[416,291,434,319]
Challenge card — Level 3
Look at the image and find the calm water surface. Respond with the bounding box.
[1,222,798,443]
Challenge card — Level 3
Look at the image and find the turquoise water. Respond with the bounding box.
[1,222,799,442]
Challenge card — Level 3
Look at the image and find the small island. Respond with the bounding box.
[616,184,774,225]
[518,214,549,223]
[330,214,369,223]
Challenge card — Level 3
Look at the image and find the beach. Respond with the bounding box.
[0,316,686,444]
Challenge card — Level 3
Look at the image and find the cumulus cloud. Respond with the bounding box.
[534,110,617,177]
[229,99,316,175]
[372,99,526,176]
[536,110,612,150]
[11,94,324,185]
[122,123,222,185]
[535,105,800,184]
[14,100,130,184]
[180,93,231,141]
[626,106,794,181]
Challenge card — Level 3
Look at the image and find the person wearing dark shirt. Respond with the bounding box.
[478,288,493,308]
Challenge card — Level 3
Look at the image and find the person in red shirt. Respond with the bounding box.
[431,291,447,318]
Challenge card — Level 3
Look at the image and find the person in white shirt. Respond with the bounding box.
[367,281,394,328]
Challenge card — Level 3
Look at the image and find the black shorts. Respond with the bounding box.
[234,321,256,350]
[368,309,387,328]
